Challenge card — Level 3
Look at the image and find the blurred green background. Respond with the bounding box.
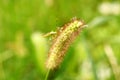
[0,0,120,80]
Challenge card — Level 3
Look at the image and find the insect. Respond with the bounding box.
[45,17,87,69]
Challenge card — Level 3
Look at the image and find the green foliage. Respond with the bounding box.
[0,0,120,80]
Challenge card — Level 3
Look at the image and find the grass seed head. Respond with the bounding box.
[46,18,86,69]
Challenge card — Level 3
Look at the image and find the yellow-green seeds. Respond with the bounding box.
[46,18,86,69]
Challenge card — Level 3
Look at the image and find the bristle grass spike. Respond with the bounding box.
[46,18,86,69]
